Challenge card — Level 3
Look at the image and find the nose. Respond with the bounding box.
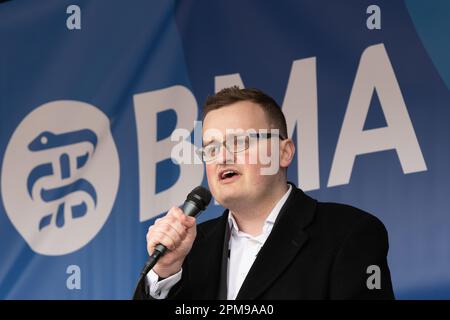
[216,142,236,165]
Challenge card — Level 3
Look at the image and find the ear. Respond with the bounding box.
[280,138,295,169]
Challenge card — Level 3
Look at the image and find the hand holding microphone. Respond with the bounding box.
[140,186,212,279]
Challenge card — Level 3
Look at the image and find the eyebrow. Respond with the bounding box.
[202,133,245,147]
[202,139,217,147]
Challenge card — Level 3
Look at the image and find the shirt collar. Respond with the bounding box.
[227,184,292,235]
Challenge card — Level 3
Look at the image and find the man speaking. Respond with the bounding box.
[133,87,395,299]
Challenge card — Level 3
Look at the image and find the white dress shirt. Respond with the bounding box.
[226,184,292,299]
[146,184,292,299]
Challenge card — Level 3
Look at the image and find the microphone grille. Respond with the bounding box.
[187,186,212,210]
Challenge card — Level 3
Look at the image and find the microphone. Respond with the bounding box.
[139,186,212,278]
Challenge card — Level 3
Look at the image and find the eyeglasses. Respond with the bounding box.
[199,132,286,162]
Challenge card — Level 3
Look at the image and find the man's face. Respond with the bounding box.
[202,101,285,209]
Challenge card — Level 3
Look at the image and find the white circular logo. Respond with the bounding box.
[1,101,120,255]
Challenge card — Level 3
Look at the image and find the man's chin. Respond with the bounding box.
[214,190,243,209]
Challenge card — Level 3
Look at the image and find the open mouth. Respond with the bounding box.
[218,168,241,183]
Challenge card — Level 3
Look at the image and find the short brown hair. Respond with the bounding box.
[203,86,288,138]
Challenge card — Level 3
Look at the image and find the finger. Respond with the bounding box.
[170,207,184,217]
[154,208,182,226]
[180,215,196,228]
[150,218,187,243]
[156,222,184,244]
[147,231,176,251]
[148,223,179,245]
[165,219,188,240]
[166,209,192,236]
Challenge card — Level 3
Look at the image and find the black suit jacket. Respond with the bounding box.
[134,184,395,299]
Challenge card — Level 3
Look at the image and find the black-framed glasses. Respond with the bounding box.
[199,132,286,162]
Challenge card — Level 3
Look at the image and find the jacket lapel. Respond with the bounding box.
[236,185,317,299]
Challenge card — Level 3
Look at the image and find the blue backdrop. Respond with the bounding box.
[1,0,450,299]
